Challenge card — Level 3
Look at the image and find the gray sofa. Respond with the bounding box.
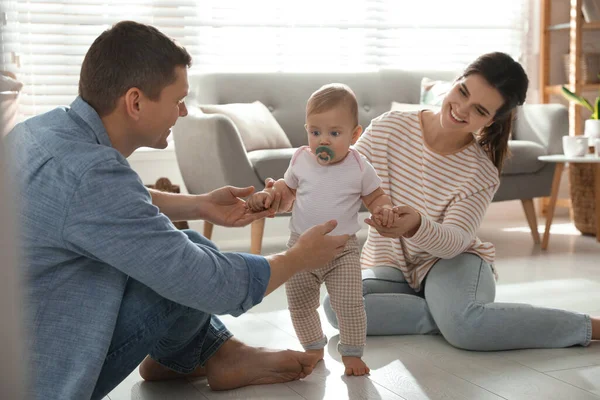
[173,70,568,253]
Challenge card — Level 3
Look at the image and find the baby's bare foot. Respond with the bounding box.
[306,348,324,368]
[342,356,370,376]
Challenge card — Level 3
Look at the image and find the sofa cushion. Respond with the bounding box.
[200,101,292,152]
[503,141,547,176]
[247,148,298,182]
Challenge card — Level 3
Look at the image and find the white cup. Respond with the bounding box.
[595,138,600,157]
[563,136,588,158]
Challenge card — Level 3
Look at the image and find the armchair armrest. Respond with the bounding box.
[513,104,568,155]
[172,109,263,195]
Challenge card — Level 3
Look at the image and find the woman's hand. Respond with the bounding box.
[365,205,421,238]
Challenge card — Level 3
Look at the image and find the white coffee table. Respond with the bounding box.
[538,154,600,249]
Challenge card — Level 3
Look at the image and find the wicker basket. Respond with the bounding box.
[563,53,600,83]
[569,162,597,235]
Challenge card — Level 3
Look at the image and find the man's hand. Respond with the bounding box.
[365,205,421,238]
[264,220,349,295]
[202,186,279,227]
[287,220,350,271]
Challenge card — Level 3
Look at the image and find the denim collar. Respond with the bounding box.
[69,96,113,148]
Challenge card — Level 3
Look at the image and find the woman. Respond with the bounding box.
[312,51,598,350]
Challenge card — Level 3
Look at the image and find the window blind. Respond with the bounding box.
[0,0,529,119]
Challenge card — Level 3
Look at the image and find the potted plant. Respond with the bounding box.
[560,74,599,238]
[561,73,600,139]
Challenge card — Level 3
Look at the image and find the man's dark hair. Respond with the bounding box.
[79,21,192,116]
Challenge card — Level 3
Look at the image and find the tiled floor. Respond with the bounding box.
[106,202,600,400]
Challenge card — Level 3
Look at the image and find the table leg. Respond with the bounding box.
[542,162,565,250]
[596,164,600,242]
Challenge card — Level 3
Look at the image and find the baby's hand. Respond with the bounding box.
[247,191,273,213]
[372,204,396,228]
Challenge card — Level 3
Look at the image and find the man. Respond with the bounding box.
[5,21,349,400]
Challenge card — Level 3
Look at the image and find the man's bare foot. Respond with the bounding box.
[306,348,324,368]
[205,338,320,390]
[139,356,206,381]
[342,356,370,376]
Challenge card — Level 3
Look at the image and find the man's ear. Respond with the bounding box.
[124,88,143,121]
[351,125,363,144]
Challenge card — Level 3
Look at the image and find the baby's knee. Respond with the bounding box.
[327,290,364,314]
[322,295,339,329]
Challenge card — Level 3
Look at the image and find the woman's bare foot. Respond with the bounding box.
[139,356,206,381]
[306,348,324,368]
[205,338,321,390]
[342,356,370,376]
[592,317,600,340]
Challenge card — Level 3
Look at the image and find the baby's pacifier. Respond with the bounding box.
[315,146,335,165]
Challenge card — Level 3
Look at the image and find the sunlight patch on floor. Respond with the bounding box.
[502,223,580,236]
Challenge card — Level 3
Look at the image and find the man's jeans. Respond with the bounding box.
[92,230,232,400]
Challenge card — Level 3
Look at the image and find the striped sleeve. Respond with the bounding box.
[405,185,497,259]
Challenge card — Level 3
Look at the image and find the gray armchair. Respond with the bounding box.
[173,71,567,253]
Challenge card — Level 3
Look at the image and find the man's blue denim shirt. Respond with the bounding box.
[5,97,271,399]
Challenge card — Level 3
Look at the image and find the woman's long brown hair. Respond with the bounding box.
[460,52,529,174]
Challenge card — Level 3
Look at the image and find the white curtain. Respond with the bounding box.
[0,0,530,119]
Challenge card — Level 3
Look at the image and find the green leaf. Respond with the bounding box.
[593,96,600,120]
[561,86,594,112]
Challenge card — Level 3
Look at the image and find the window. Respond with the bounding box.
[0,0,529,118]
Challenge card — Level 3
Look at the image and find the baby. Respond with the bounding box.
[248,83,395,376]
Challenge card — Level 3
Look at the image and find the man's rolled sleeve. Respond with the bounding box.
[234,254,271,316]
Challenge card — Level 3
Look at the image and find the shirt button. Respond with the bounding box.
[364,105,371,112]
